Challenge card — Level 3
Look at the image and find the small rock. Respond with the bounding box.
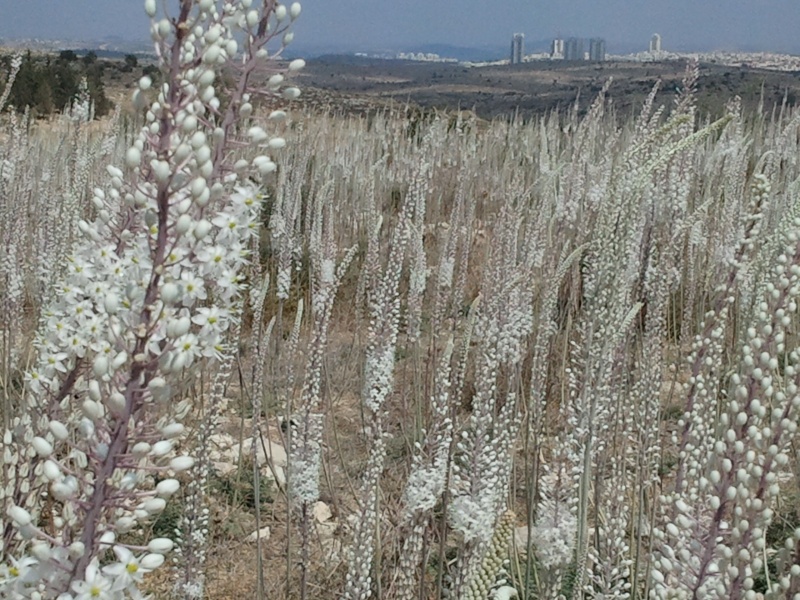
[246,526,271,542]
[312,501,332,523]
[266,465,286,486]
[212,461,237,476]
[240,437,288,468]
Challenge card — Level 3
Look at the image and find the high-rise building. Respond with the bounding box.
[589,38,606,61]
[564,38,584,61]
[650,33,662,53]
[551,38,565,59]
[510,33,525,64]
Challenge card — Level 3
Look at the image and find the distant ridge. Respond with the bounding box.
[403,44,508,62]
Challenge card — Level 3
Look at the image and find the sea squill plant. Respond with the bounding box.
[290,184,357,600]
[0,0,303,597]
[342,162,419,600]
[651,173,800,599]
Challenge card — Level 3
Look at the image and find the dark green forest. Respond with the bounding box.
[0,51,120,118]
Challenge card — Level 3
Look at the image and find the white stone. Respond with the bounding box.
[312,501,332,523]
[240,437,288,468]
[246,526,271,542]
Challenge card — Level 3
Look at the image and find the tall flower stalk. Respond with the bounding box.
[0,0,303,597]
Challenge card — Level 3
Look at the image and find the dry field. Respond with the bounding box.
[1,11,800,600]
[296,56,800,119]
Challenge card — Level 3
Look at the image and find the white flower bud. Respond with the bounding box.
[103,293,120,315]
[246,10,259,27]
[288,58,305,71]
[275,4,287,20]
[177,198,192,214]
[174,143,192,164]
[190,177,207,199]
[93,355,109,377]
[77,219,91,237]
[99,531,116,549]
[200,84,216,102]
[282,87,300,100]
[283,31,294,45]
[44,460,62,481]
[176,214,192,235]
[203,45,221,64]
[87,379,103,402]
[132,442,151,456]
[161,282,180,304]
[7,505,32,527]
[195,186,211,206]
[143,498,167,514]
[112,351,128,370]
[161,423,185,438]
[148,538,175,554]
[157,18,171,38]
[52,482,74,501]
[254,156,277,175]
[268,74,284,89]
[82,400,103,420]
[141,554,166,570]
[197,69,215,88]
[181,114,198,133]
[144,0,157,17]
[133,190,148,207]
[170,456,195,472]
[268,110,287,121]
[151,159,171,183]
[151,440,174,457]
[49,420,69,440]
[248,126,268,143]
[167,316,191,338]
[32,436,53,457]
[156,479,180,497]
[194,219,212,239]
[126,146,142,168]
[268,137,286,150]
[190,131,207,150]
[196,145,211,165]
[290,2,301,18]
[108,392,126,415]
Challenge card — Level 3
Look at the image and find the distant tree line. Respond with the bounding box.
[0,50,114,118]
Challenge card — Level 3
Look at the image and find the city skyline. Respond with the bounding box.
[0,0,799,56]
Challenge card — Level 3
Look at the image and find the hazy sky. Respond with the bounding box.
[1,0,799,54]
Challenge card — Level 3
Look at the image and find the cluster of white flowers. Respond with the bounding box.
[0,543,173,600]
[0,0,304,596]
[0,178,260,597]
[289,413,323,507]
